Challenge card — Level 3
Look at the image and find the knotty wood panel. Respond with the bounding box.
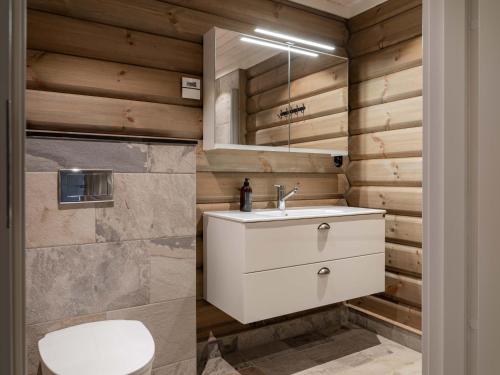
[28,10,203,74]
[349,96,422,135]
[27,0,278,44]
[347,157,422,187]
[291,137,348,151]
[348,6,422,58]
[384,272,422,308]
[350,37,422,84]
[386,242,422,275]
[346,1,423,331]
[350,66,422,109]
[385,215,422,246]
[346,186,422,216]
[161,0,348,46]
[348,0,421,33]
[349,127,422,160]
[197,172,348,204]
[26,90,203,138]
[27,50,201,106]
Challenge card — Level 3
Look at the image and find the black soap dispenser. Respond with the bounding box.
[240,178,253,212]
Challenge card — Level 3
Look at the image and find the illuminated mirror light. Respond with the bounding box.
[240,37,318,57]
[254,28,335,51]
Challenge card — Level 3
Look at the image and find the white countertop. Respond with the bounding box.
[204,206,386,223]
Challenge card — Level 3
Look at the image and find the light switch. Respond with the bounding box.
[182,77,201,99]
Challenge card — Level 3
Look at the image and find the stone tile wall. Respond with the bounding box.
[25,137,197,375]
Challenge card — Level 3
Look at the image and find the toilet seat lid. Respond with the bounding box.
[38,320,155,375]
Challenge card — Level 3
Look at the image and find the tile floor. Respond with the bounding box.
[222,325,421,375]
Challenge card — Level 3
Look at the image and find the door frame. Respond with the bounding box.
[423,0,482,373]
[0,0,26,374]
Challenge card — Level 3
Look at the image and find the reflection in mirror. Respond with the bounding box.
[206,27,348,156]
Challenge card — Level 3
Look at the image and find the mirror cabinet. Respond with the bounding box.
[203,27,348,157]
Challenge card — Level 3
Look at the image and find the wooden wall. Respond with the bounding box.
[345,0,423,333]
[25,0,349,341]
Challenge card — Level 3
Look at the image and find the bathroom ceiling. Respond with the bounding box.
[289,0,388,18]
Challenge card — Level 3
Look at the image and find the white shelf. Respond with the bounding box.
[210,143,348,156]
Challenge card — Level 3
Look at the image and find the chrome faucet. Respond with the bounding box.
[274,184,299,211]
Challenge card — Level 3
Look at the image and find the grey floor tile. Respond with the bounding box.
[217,326,422,375]
[283,332,329,350]
[251,350,319,375]
[239,341,293,362]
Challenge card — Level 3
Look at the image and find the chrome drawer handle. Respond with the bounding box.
[317,223,331,230]
[317,267,331,275]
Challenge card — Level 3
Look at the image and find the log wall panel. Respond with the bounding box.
[161,0,348,46]
[27,50,201,106]
[386,242,422,275]
[384,272,422,308]
[27,0,266,44]
[350,37,422,84]
[26,90,203,138]
[346,186,422,216]
[349,96,422,135]
[347,157,422,187]
[348,0,422,33]
[347,1,422,331]
[348,6,422,58]
[197,172,348,204]
[28,9,203,74]
[349,127,422,160]
[291,137,349,152]
[385,215,422,246]
[28,0,348,51]
[350,66,422,109]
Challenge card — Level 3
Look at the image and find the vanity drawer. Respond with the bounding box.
[244,215,384,272]
[242,253,384,323]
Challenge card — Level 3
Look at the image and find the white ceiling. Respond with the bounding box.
[289,0,388,18]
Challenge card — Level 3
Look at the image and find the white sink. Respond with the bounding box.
[253,208,344,218]
[204,206,386,223]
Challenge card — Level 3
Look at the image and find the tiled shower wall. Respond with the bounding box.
[25,137,197,375]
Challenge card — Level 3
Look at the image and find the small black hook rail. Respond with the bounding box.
[277,104,306,120]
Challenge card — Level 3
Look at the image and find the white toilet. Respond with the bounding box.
[38,320,155,375]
